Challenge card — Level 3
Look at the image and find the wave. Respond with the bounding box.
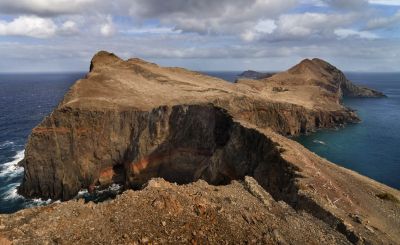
[0,140,15,149]
[313,140,327,145]
[25,198,53,209]
[75,183,123,203]
[76,189,89,199]
[1,183,22,200]
[0,150,24,178]
[1,182,53,209]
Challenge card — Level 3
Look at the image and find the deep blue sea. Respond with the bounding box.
[0,73,83,213]
[295,73,400,190]
[0,71,399,213]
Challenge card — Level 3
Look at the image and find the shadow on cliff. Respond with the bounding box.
[113,104,300,203]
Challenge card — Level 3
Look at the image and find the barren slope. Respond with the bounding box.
[237,58,384,109]
[2,51,397,244]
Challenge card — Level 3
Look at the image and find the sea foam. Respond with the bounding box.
[313,140,327,145]
[2,183,22,200]
[1,180,52,207]
[0,140,15,149]
[0,150,25,178]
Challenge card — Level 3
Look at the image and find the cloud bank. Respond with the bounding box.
[0,0,399,72]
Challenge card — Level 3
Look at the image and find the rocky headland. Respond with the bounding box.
[0,51,398,244]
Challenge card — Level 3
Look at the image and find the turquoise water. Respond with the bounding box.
[295,73,400,189]
[206,71,400,189]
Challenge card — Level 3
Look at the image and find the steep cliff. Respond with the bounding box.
[18,51,360,200]
[19,104,296,200]
[308,58,385,97]
[9,52,399,244]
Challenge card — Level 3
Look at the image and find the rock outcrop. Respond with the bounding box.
[307,58,385,97]
[6,51,398,244]
[1,178,352,244]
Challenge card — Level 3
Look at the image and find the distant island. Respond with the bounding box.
[0,51,398,244]
[237,70,275,80]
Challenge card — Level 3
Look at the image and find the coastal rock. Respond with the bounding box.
[309,58,385,97]
[1,178,352,244]
[12,51,399,244]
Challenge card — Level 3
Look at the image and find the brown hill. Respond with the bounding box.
[0,52,397,244]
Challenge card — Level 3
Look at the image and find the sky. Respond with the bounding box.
[0,0,399,72]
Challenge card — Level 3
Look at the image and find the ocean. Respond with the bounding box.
[295,73,400,190]
[0,71,399,214]
[0,73,82,213]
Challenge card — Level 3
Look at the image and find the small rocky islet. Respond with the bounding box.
[0,51,398,244]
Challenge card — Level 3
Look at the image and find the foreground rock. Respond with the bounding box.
[9,51,398,244]
[1,178,352,244]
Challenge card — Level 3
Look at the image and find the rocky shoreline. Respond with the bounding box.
[1,51,398,244]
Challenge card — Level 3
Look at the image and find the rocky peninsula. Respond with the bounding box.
[0,51,398,244]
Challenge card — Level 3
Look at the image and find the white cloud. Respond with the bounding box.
[58,20,80,35]
[240,19,277,41]
[0,0,94,16]
[1,35,399,72]
[241,30,258,42]
[100,16,116,37]
[254,20,277,34]
[0,0,397,72]
[127,0,296,35]
[270,12,356,40]
[0,15,57,38]
[122,27,181,35]
[366,10,400,30]
[334,28,379,39]
[368,0,400,5]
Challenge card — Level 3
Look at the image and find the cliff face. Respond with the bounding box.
[307,58,385,98]
[285,58,384,98]
[10,52,399,244]
[18,52,360,200]
[19,104,295,200]
[341,79,385,97]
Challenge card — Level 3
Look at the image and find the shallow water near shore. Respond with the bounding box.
[0,71,399,213]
